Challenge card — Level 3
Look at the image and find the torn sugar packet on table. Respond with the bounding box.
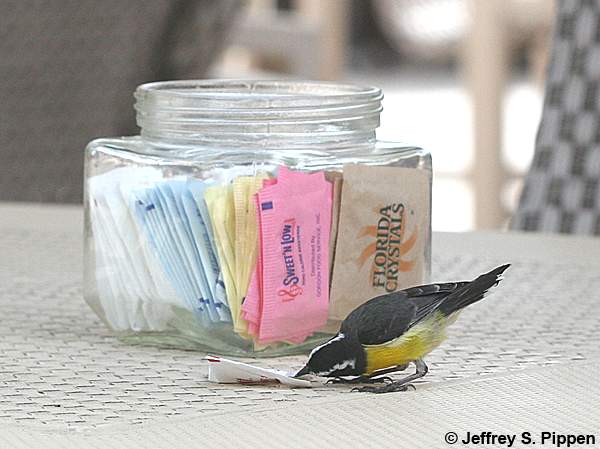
[204,356,314,387]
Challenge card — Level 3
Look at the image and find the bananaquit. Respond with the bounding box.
[295,264,510,393]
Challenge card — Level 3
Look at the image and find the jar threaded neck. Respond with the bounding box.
[134,80,383,146]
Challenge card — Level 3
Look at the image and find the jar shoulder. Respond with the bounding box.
[85,136,143,152]
[84,137,431,172]
[86,136,428,155]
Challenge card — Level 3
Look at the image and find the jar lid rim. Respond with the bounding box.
[135,79,383,103]
[135,80,383,141]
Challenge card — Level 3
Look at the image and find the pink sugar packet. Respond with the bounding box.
[256,171,332,344]
[244,265,312,344]
[242,173,300,331]
[241,178,276,330]
[242,169,333,344]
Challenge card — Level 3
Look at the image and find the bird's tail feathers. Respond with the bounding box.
[437,264,510,316]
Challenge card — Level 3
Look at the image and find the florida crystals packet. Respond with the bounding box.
[329,165,431,321]
[88,164,430,347]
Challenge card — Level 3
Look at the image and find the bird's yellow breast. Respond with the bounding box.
[363,312,450,375]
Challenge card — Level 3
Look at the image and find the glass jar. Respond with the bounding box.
[84,80,431,357]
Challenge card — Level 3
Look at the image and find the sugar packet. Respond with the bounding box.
[89,167,180,331]
[131,179,235,325]
[204,355,313,387]
[324,171,343,284]
[253,169,333,344]
[204,184,240,327]
[232,175,269,315]
[329,165,430,321]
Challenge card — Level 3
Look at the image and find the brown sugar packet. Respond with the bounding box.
[321,171,344,334]
[324,171,343,281]
[329,164,431,321]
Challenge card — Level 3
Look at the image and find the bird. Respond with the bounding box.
[295,264,510,393]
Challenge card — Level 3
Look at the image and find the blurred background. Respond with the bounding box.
[1,0,556,232]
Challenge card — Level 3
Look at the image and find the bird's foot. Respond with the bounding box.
[352,360,427,393]
[327,375,392,385]
[351,382,417,394]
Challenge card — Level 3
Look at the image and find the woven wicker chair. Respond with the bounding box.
[512,0,600,235]
[0,0,239,203]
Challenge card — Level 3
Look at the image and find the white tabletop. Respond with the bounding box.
[1,202,599,448]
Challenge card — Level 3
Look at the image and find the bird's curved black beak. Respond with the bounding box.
[294,365,310,378]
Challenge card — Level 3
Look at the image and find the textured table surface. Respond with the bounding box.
[1,203,600,448]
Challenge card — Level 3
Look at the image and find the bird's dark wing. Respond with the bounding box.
[406,282,469,326]
[341,282,469,345]
[341,291,416,345]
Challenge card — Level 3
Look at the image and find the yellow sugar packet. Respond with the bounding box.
[233,174,268,301]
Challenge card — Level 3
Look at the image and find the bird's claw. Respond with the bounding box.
[351,383,417,394]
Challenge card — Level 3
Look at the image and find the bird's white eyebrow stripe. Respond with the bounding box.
[309,333,345,358]
[316,359,356,376]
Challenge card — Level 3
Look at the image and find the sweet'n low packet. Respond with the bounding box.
[243,168,333,344]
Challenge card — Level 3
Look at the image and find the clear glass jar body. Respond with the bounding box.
[83,81,432,356]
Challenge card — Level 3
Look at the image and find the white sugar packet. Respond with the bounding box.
[204,356,313,388]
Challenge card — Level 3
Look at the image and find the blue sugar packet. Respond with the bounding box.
[157,182,221,323]
[187,181,229,309]
[145,188,211,323]
[131,181,233,324]
[189,183,219,262]
[132,188,206,321]
[179,184,231,322]
[181,181,228,307]
[171,182,232,323]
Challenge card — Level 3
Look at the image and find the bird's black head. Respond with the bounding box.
[295,333,365,378]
